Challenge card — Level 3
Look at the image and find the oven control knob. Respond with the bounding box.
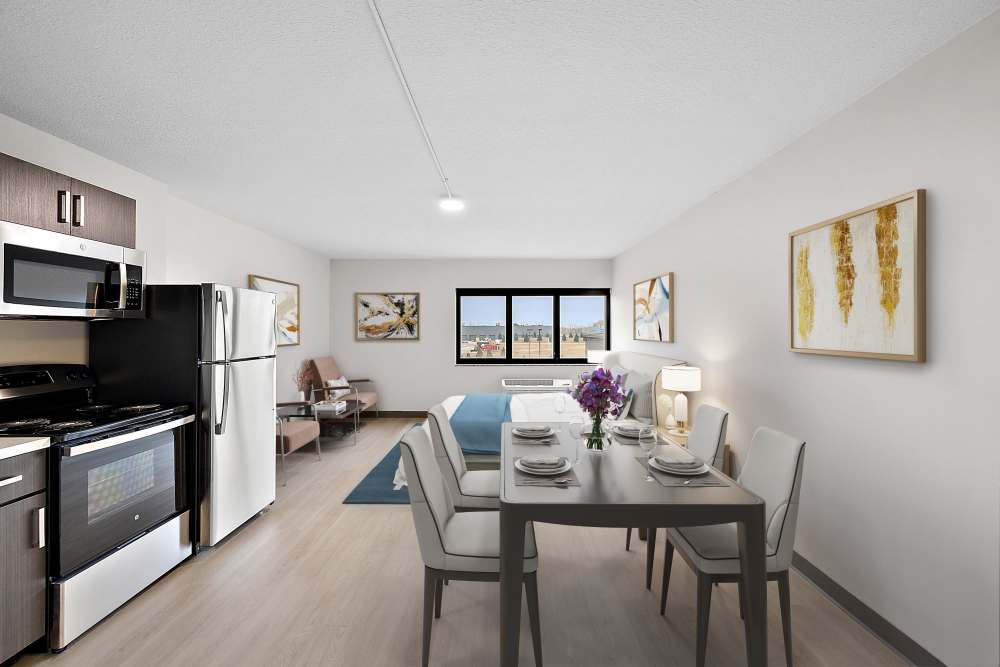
[134,514,140,521]
[67,372,77,381]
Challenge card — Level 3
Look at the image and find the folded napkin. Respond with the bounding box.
[653,448,703,469]
[516,426,551,433]
[520,456,565,469]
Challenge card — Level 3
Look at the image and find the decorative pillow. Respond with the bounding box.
[625,372,654,420]
[614,388,634,420]
[607,365,630,388]
[326,376,349,389]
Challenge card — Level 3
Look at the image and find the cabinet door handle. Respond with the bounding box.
[0,474,22,488]
[37,507,46,549]
[57,190,70,223]
[72,194,86,227]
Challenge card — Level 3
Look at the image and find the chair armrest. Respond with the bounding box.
[277,400,311,408]
[346,378,372,384]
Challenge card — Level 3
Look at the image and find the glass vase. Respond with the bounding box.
[586,415,608,451]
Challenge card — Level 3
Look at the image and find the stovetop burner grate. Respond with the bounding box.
[44,420,95,431]
[113,403,162,414]
[0,417,51,431]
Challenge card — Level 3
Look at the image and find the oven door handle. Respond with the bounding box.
[64,415,195,457]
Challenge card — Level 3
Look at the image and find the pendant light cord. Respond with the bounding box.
[368,0,455,198]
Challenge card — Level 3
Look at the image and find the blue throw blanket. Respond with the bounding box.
[450,393,512,456]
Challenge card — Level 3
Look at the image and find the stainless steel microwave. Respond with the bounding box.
[0,220,145,319]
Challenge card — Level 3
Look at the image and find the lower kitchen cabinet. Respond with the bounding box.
[0,491,47,663]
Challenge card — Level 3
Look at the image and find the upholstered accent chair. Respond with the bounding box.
[627,403,730,588]
[660,427,806,667]
[308,356,378,417]
[398,426,542,667]
[427,403,500,510]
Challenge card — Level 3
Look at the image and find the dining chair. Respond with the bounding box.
[626,404,729,589]
[399,426,543,667]
[427,403,500,510]
[659,426,806,667]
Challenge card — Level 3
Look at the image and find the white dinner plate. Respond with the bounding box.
[648,457,709,476]
[513,426,554,438]
[515,458,572,476]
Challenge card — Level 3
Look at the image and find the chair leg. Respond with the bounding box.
[422,568,435,667]
[737,580,746,620]
[524,572,544,667]
[778,570,793,667]
[434,577,443,619]
[696,573,713,667]
[659,539,674,615]
[314,436,322,461]
[645,527,657,590]
[625,527,632,551]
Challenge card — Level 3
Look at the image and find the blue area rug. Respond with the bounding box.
[343,443,409,504]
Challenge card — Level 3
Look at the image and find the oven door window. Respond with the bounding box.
[57,426,186,578]
[3,243,113,309]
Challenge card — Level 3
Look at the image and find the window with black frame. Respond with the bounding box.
[456,288,610,364]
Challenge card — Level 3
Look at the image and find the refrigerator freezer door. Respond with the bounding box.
[201,284,277,363]
[199,356,276,546]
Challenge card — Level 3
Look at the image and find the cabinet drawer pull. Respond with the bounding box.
[0,474,23,488]
[37,507,46,549]
[72,193,86,227]
[58,190,70,223]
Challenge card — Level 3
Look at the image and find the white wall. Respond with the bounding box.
[0,113,331,401]
[329,259,612,410]
[611,14,1000,667]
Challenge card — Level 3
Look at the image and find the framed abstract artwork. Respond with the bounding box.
[634,273,673,342]
[789,190,925,361]
[355,293,420,340]
[248,274,300,346]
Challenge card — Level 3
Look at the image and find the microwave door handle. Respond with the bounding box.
[116,262,127,309]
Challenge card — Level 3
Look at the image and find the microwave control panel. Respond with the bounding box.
[125,265,143,309]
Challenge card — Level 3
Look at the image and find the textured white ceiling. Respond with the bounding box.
[0,1,996,258]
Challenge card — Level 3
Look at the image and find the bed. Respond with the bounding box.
[393,351,686,487]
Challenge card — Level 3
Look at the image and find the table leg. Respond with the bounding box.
[738,506,767,667]
[500,507,526,667]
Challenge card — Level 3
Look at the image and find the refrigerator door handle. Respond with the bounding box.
[215,362,230,436]
[216,289,230,362]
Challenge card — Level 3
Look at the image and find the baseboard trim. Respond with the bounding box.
[363,411,427,419]
[792,552,944,667]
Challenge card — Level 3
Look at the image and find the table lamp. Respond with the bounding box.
[660,365,701,434]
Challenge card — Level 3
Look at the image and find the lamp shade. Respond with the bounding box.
[661,365,701,392]
[587,350,610,365]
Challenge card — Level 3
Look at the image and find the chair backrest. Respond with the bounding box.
[686,404,729,469]
[309,357,343,387]
[399,425,454,570]
[738,427,806,569]
[427,404,467,498]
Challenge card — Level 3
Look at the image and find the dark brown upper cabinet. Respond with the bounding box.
[0,151,136,248]
[0,152,72,234]
[69,178,137,248]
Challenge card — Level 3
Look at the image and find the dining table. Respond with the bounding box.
[499,422,768,667]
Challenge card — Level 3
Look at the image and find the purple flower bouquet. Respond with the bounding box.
[571,367,627,450]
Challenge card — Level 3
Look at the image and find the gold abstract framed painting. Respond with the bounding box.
[248,274,300,346]
[355,293,420,341]
[789,190,925,361]
[634,273,673,342]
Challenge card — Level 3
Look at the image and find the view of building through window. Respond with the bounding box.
[457,289,608,363]
[512,296,553,359]
[458,295,506,359]
[559,295,606,358]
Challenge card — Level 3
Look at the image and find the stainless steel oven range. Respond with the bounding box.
[0,364,193,650]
